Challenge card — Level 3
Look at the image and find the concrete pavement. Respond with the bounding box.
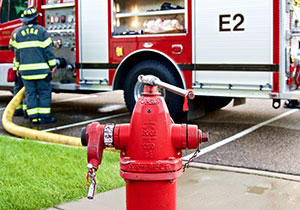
[49,163,300,210]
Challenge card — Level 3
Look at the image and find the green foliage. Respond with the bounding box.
[0,135,124,210]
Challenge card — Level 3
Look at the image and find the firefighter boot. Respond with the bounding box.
[39,117,56,124]
[30,118,40,125]
[23,111,28,119]
[14,104,24,116]
[14,109,24,116]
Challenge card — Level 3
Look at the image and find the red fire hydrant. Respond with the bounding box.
[81,75,208,210]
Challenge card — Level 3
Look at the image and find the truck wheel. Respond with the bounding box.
[124,60,184,120]
[205,96,232,112]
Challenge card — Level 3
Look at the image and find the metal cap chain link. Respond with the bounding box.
[183,148,200,172]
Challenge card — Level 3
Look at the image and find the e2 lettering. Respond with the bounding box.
[219,13,245,32]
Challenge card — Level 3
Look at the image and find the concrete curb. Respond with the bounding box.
[188,162,300,182]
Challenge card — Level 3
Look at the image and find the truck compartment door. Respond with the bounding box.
[78,0,109,85]
[193,0,274,91]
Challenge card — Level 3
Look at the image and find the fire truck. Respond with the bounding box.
[1,0,300,119]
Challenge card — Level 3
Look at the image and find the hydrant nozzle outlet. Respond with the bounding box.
[201,131,209,143]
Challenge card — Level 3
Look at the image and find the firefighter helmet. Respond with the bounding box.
[21,7,39,23]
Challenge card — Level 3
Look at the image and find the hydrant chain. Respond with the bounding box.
[182,148,200,172]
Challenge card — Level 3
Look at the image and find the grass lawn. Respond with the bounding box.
[0,135,125,210]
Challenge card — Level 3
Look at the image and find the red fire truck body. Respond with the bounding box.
[1,0,300,118]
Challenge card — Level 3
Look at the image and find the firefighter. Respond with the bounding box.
[14,6,57,124]
[9,26,28,118]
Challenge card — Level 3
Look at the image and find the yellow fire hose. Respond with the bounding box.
[2,87,82,146]
[2,87,119,152]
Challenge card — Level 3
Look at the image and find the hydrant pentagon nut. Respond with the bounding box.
[81,83,208,209]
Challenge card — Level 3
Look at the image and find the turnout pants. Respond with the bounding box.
[22,74,52,120]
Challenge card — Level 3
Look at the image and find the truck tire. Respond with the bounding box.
[124,59,184,120]
[205,96,232,112]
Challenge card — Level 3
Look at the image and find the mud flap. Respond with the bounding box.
[233,98,246,106]
[185,96,206,121]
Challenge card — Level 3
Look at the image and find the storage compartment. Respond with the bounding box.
[112,0,186,35]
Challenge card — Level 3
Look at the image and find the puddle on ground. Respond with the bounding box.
[247,185,270,195]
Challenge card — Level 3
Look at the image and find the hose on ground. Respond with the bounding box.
[2,87,82,146]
